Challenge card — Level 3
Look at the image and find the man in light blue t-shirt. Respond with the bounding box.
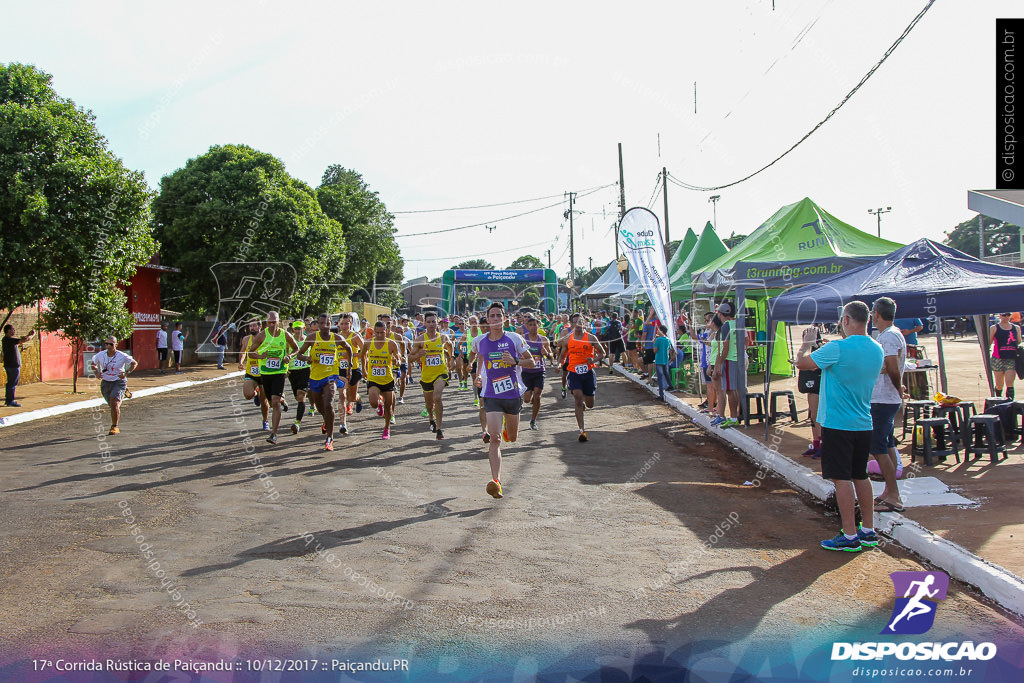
[797,301,884,553]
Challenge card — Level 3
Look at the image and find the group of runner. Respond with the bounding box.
[234,304,608,499]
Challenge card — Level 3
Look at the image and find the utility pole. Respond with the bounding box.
[589,256,593,271]
[617,143,626,260]
[709,194,720,229]
[978,214,986,260]
[565,191,577,309]
[868,206,892,238]
[545,249,551,270]
[662,167,670,244]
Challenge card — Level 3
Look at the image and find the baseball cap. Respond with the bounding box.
[718,301,735,316]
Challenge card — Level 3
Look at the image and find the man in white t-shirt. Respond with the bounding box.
[156,323,168,374]
[870,297,908,513]
[91,336,138,435]
[170,321,188,374]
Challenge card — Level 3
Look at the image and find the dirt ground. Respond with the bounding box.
[0,367,1021,678]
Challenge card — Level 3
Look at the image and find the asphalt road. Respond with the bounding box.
[0,369,1021,678]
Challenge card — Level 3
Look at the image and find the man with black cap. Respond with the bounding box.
[712,300,741,428]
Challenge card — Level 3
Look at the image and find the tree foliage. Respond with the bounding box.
[317,164,401,301]
[507,254,544,270]
[943,215,1021,258]
[152,144,345,316]
[451,259,494,271]
[0,63,155,328]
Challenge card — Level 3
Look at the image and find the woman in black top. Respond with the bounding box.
[989,313,1021,398]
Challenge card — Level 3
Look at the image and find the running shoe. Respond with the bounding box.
[473,398,480,407]
[324,438,334,452]
[281,400,289,412]
[262,420,270,431]
[436,429,444,440]
[382,429,390,440]
[560,386,567,399]
[801,444,820,457]
[376,403,384,417]
[720,419,738,429]
[482,432,490,444]
[430,420,437,433]
[291,421,300,435]
[108,426,120,435]
[267,433,278,445]
[346,404,354,415]
[578,430,588,442]
[421,407,429,417]
[821,533,861,553]
[856,525,879,548]
[397,396,405,405]
[530,419,538,431]
[390,415,397,425]
[502,427,510,442]
[321,423,328,434]
[124,390,133,399]
[310,404,317,416]
[486,479,503,499]
[253,396,260,407]
[709,416,726,426]
[355,399,363,413]
[339,424,348,435]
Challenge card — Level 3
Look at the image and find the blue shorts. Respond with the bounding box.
[567,369,596,397]
[870,402,901,455]
[335,377,347,390]
[308,375,339,393]
[522,371,545,392]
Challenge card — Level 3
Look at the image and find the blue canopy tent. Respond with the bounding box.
[765,238,1024,405]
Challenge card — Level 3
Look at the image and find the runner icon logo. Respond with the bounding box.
[881,571,949,635]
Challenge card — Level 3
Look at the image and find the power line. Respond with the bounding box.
[403,239,553,263]
[395,183,617,238]
[667,0,935,192]
[392,185,609,214]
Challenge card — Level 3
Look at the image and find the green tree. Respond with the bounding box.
[40,280,134,393]
[152,144,345,316]
[723,233,747,249]
[317,165,401,298]
[0,63,155,329]
[451,259,494,270]
[519,289,541,309]
[507,255,544,270]
[944,215,1021,258]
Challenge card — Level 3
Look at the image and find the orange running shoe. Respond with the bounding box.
[485,479,503,499]
[324,438,334,451]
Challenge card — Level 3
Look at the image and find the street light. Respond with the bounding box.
[868,207,892,238]
[708,195,721,229]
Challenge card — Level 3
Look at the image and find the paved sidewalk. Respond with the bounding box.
[0,364,240,428]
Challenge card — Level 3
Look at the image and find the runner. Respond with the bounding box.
[472,302,536,498]
[451,318,470,391]
[361,321,402,439]
[380,314,405,416]
[555,314,574,399]
[296,313,352,450]
[286,320,311,435]
[409,312,454,439]
[90,335,138,435]
[521,315,552,430]
[238,320,270,431]
[466,315,485,409]
[337,312,365,418]
[557,312,606,442]
[248,311,301,445]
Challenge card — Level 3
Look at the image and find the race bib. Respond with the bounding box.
[318,353,335,366]
[290,359,309,369]
[371,366,387,377]
[265,358,282,370]
[573,363,589,375]
[249,366,260,376]
[338,359,349,369]
[425,355,442,367]
[491,375,516,395]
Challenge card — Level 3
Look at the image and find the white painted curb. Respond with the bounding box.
[613,363,1024,617]
[0,371,244,429]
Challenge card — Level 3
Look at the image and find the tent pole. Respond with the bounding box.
[735,286,747,422]
[764,307,774,441]
[974,314,995,396]
[934,317,948,394]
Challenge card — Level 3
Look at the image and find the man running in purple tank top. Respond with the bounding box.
[471,302,536,499]
[520,314,553,431]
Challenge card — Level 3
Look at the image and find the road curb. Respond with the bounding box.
[612,363,1024,617]
[0,371,245,429]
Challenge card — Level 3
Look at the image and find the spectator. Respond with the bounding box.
[797,301,884,553]
[893,317,924,346]
[640,308,660,381]
[705,316,724,422]
[3,324,36,407]
[91,335,138,435]
[989,312,1021,398]
[605,312,624,373]
[713,301,740,428]
[213,322,228,369]
[797,325,825,457]
[689,312,714,410]
[653,324,677,400]
[870,297,907,513]
[156,322,168,374]
[170,322,188,374]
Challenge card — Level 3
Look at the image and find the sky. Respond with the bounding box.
[1,0,1015,282]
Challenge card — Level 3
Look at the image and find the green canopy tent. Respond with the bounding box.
[670,222,728,299]
[690,197,904,401]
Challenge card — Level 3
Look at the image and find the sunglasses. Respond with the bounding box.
[104,342,114,346]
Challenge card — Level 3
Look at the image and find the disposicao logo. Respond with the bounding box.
[831,571,997,662]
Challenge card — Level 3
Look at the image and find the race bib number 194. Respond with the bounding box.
[265,358,282,370]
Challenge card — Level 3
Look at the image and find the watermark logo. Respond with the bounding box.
[881,570,948,635]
